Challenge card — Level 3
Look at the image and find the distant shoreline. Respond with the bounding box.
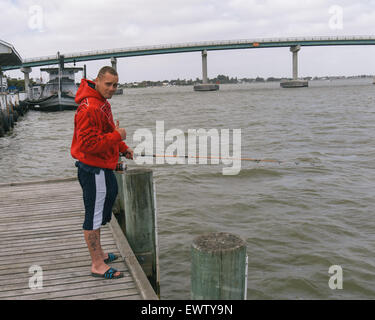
[120,74,374,88]
[4,74,373,92]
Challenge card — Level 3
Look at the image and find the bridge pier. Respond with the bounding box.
[110,57,123,95]
[194,50,219,92]
[111,57,117,71]
[21,67,32,100]
[280,45,308,88]
[291,45,299,80]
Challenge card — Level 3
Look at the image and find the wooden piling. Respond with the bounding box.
[113,169,126,232]
[191,232,248,300]
[121,168,160,296]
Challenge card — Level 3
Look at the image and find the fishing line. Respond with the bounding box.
[137,153,282,164]
[119,153,317,166]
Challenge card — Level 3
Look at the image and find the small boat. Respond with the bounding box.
[28,67,83,111]
[28,53,83,111]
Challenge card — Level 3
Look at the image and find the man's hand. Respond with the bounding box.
[123,147,134,160]
[115,120,126,140]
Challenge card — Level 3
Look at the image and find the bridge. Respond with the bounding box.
[1,36,375,90]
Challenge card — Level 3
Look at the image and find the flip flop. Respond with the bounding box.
[104,253,119,264]
[91,267,123,279]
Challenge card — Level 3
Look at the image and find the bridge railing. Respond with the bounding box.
[19,35,375,65]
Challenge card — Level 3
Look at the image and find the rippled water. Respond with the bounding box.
[1,79,374,299]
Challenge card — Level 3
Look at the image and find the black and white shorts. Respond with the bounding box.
[76,161,118,230]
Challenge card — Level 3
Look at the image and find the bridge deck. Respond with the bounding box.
[3,36,375,70]
[0,178,157,300]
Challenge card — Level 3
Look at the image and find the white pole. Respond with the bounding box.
[57,52,62,110]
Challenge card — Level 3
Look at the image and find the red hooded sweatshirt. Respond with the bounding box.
[71,79,129,170]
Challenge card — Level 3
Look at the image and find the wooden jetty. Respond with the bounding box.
[0,177,158,300]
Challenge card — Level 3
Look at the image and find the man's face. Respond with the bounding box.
[95,72,119,99]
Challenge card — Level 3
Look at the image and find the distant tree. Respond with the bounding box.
[255,77,264,82]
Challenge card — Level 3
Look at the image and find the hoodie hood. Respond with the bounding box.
[75,78,105,104]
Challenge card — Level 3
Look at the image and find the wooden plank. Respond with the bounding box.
[0,229,112,242]
[0,243,118,261]
[0,237,118,260]
[0,248,120,273]
[0,261,129,286]
[0,208,82,216]
[0,226,84,238]
[0,236,115,254]
[1,281,138,300]
[0,187,78,194]
[0,209,83,219]
[0,202,82,210]
[0,269,133,292]
[0,219,83,232]
[0,260,105,276]
[0,177,77,188]
[0,193,82,202]
[0,194,81,202]
[50,289,141,300]
[0,231,113,245]
[0,195,79,202]
[0,202,81,210]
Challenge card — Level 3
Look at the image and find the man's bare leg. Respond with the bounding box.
[84,229,120,276]
[97,228,110,261]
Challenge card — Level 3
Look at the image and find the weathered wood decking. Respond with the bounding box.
[0,178,158,300]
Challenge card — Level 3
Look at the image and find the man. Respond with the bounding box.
[71,66,133,279]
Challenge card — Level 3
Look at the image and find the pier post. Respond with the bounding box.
[121,168,160,295]
[191,232,248,300]
[20,67,32,100]
[280,45,308,88]
[194,50,219,91]
[113,169,126,232]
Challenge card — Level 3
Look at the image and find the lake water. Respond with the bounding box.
[0,79,374,299]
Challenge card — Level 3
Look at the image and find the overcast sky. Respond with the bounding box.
[2,0,375,82]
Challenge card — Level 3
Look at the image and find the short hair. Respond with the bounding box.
[97,66,118,78]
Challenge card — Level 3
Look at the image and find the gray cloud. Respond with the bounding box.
[2,0,375,81]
